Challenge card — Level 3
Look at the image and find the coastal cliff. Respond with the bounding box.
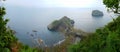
[47,16,74,32]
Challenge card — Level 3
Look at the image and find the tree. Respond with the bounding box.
[0,0,17,51]
[0,0,43,52]
[103,0,120,13]
[68,16,120,52]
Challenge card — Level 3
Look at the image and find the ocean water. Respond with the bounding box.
[4,3,115,47]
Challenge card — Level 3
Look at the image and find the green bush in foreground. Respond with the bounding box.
[68,16,120,52]
[0,6,18,51]
[0,1,41,52]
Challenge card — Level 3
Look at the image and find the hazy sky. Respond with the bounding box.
[4,0,104,8]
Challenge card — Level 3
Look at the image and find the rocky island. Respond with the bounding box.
[92,10,104,17]
[47,16,89,49]
[47,16,74,32]
[47,16,87,37]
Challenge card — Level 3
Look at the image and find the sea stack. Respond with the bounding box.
[47,16,74,32]
[92,10,104,17]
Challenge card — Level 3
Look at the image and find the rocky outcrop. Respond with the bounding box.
[92,10,104,17]
[47,16,74,31]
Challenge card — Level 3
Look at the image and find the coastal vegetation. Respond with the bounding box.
[47,16,74,32]
[0,3,17,52]
[68,16,120,52]
[68,0,120,52]
[103,0,120,13]
[0,0,41,52]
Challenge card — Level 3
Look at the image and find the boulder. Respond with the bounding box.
[92,10,104,17]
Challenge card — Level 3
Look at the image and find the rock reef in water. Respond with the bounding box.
[92,10,104,17]
[47,16,74,31]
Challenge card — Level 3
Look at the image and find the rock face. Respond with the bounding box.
[92,10,104,17]
[47,16,74,31]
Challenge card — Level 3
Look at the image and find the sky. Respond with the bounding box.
[4,0,104,8]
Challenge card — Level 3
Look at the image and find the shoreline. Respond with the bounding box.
[53,39,66,46]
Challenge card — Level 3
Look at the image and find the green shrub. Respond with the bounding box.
[68,16,120,52]
[0,6,17,50]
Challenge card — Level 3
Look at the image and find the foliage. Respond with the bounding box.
[0,7,41,51]
[19,45,41,52]
[68,16,120,52]
[103,0,120,13]
[51,20,61,29]
[48,16,74,31]
[0,2,17,52]
[0,48,11,52]
[0,1,41,52]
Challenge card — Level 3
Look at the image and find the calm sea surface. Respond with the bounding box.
[4,4,116,47]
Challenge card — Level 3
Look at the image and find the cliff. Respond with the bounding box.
[47,16,74,32]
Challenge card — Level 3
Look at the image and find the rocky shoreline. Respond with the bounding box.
[44,16,91,52]
[47,16,89,47]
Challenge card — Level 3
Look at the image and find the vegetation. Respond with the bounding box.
[0,2,17,52]
[103,0,120,13]
[47,16,74,31]
[0,0,41,52]
[68,0,120,52]
[68,16,120,52]
[47,20,61,31]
